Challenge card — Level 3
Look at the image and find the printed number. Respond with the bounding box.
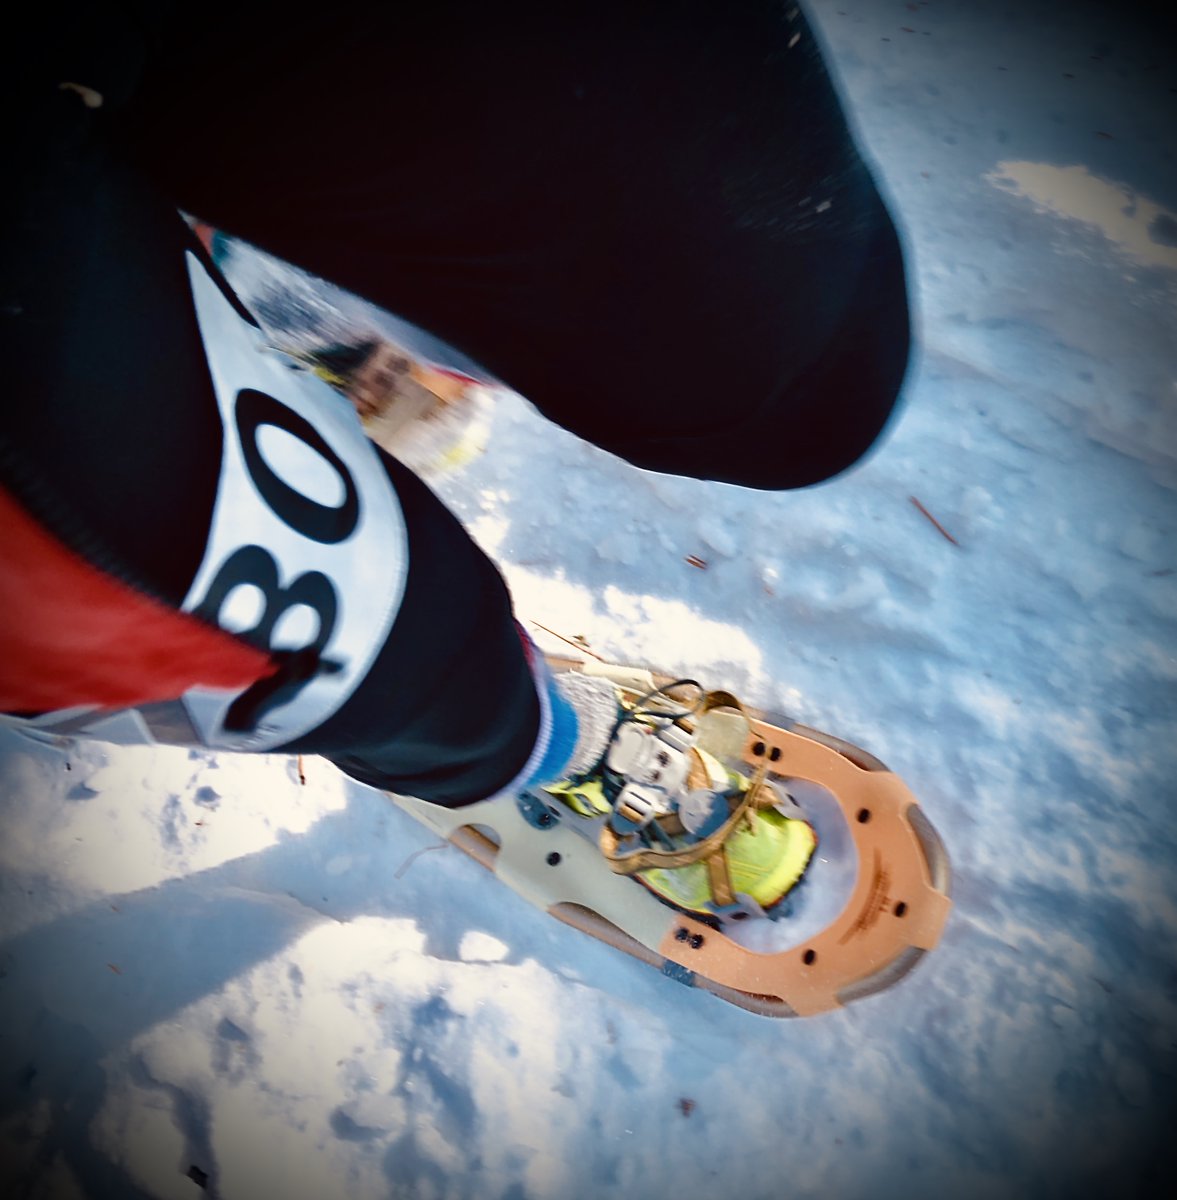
[194,545,338,656]
[235,388,360,545]
[201,387,358,658]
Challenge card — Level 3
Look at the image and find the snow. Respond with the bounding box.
[3,1,1176,1197]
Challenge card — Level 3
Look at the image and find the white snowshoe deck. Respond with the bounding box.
[391,656,951,1017]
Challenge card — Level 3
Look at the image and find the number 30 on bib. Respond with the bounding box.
[181,253,407,751]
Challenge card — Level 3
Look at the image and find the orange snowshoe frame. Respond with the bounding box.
[391,657,951,1017]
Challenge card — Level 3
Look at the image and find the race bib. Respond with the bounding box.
[180,253,408,750]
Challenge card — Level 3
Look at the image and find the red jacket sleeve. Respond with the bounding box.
[0,485,274,713]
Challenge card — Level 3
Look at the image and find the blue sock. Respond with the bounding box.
[523,666,580,790]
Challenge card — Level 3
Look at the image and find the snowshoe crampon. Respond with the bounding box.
[390,657,951,1017]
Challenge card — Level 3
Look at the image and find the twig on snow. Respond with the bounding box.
[394,841,449,880]
[909,496,961,547]
[530,621,607,660]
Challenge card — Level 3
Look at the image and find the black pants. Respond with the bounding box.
[4,1,910,804]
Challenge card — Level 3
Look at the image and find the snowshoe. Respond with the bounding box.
[390,653,952,1018]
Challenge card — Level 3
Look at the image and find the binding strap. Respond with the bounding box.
[598,689,772,902]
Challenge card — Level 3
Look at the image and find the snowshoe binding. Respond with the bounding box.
[542,674,818,925]
[391,653,952,1018]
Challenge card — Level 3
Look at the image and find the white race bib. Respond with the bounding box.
[179,253,408,750]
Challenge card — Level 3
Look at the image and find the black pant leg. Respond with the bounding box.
[111,0,910,490]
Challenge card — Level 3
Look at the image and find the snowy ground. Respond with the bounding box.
[3,2,1175,1197]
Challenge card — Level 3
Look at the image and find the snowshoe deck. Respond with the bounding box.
[390,657,951,1017]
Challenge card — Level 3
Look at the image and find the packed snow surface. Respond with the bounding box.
[3,2,1175,1197]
